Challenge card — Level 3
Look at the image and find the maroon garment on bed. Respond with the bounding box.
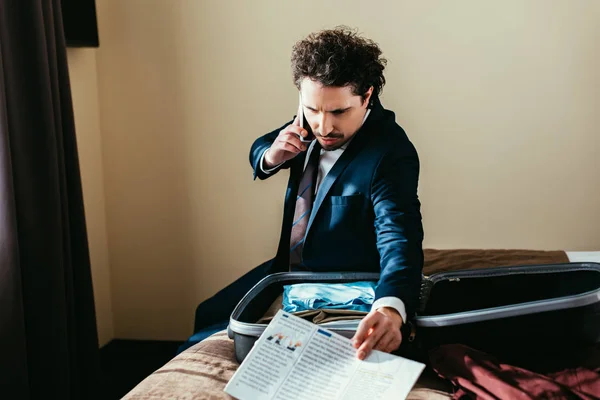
[429,344,600,400]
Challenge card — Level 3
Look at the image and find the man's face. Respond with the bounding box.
[299,78,372,151]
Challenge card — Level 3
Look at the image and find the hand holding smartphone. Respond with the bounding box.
[262,93,314,169]
[297,93,314,143]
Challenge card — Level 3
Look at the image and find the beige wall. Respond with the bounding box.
[67,48,114,346]
[93,0,600,340]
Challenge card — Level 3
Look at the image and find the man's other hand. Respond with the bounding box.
[352,307,403,360]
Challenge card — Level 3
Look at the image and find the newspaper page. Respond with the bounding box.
[224,310,425,400]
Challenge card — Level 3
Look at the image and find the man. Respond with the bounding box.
[250,27,424,359]
[191,27,423,360]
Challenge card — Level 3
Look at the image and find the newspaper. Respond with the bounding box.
[225,309,425,400]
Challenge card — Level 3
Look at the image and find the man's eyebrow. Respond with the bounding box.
[305,105,352,113]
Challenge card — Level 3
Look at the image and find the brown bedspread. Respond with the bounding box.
[423,248,569,275]
[122,331,453,400]
[123,249,570,400]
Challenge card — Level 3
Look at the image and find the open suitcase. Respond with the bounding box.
[227,262,600,363]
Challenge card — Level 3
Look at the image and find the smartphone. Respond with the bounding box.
[297,93,315,143]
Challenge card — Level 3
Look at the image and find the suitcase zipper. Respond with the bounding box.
[427,263,600,285]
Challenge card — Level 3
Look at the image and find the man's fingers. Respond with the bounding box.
[377,331,402,353]
[285,124,307,139]
[386,335,402,353]
[373,333,393,352]
[279,142,303,154]
[279,133,307,152]
[357,327,385,360]
[266,128,308,166]
[352,313,380,348]
[353,310,406,358]
[280,123,305,138]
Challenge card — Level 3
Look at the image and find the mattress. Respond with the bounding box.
[566,251,600,263]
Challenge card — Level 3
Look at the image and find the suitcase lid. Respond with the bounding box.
[416,262,600,327]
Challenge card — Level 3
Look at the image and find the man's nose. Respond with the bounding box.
[318,113,334,136]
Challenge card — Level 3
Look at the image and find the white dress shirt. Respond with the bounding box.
[259,109,407,323]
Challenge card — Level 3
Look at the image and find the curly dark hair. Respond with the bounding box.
[291,26,387,103]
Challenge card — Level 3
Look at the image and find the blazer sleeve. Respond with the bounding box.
[250,118,295,180]
[370,142,424,319]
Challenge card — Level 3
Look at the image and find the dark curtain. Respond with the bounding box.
[0,1,100,399]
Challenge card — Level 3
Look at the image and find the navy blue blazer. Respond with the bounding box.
[249,99,424,317]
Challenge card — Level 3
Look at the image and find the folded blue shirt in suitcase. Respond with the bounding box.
[282,281,376,313]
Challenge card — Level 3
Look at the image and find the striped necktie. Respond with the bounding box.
[289,141,321,267]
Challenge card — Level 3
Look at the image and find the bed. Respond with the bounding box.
[122,249,600,399]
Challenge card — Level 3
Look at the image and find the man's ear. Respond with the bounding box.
[363,86,374,108]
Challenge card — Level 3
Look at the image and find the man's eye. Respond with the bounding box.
[332,110,346,115]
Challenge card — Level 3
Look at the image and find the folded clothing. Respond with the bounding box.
[282,281,376,313]
[258,308,368,325]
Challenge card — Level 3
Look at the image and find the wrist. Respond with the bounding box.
[377,306,403,327]
[263,148,276,169]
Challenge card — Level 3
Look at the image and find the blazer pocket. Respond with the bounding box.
[329,194,365,206]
